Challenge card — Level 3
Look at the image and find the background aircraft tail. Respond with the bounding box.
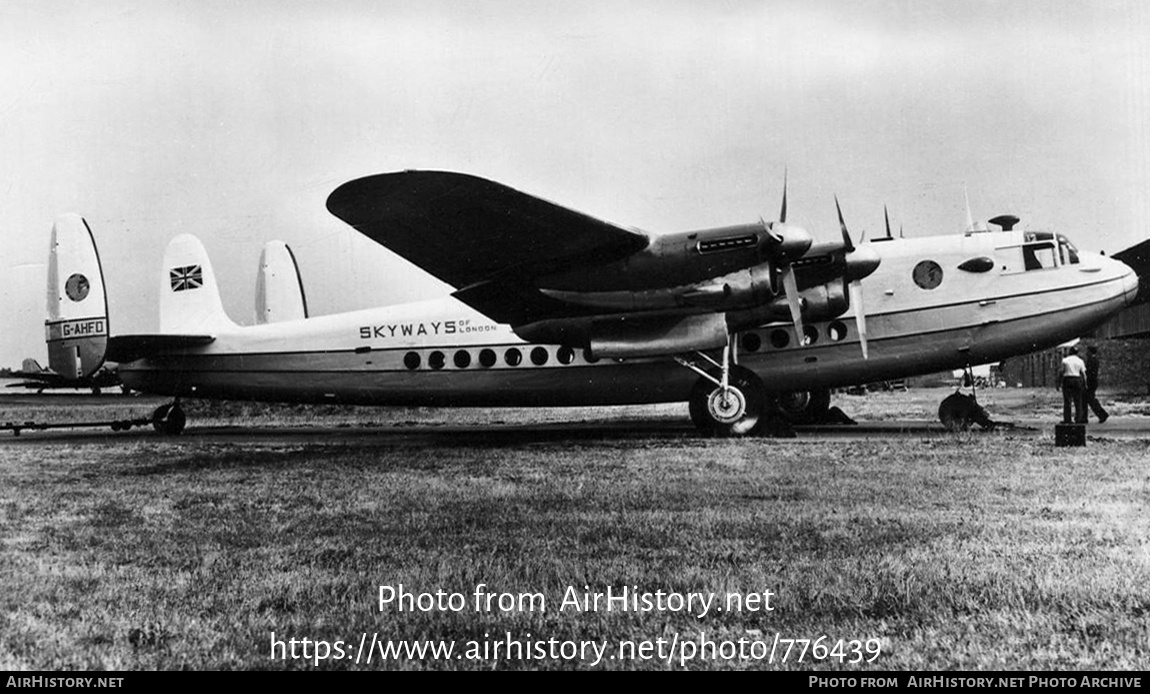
[160,234,238,333]
[255,240,309,324]
[45,214,109,378]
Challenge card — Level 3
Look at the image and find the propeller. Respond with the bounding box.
[834,197,880,360]
[771,171,810,345]
[884,205,893,241]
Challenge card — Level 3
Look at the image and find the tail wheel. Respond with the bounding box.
[152,402,186,436]
[689,365,765,437]
[776,388,832,424]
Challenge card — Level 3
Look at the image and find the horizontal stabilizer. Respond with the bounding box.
[106,334,215,364]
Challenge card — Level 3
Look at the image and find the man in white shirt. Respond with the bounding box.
[1059,347,1087,424]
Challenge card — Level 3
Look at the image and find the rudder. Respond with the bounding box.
[45,214,108,378]
[255,240,309,323]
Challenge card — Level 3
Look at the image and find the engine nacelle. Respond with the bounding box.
[515,312,729,358]
[799,281,849,322]
[539,261,778,312]
[726,281,848,332]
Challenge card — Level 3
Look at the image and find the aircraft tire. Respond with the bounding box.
[152,403,186,436]
[938,392,974,432]
[776,388,832,424]
[689,366,765,437]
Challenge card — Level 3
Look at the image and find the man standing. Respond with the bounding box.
[1084,345,1109,423]
[1059,347,1087,424]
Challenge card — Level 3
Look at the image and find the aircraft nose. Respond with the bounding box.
[1121,264,1141,306]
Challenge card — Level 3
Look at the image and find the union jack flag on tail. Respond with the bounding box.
[170,265,203,292]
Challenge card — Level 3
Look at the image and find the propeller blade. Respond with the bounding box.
[964,183,975,232]
[779,169,788,223]
[849,280,868,360]
[780,264,807,346]
[834,196,854,252]
[884,205,893,240]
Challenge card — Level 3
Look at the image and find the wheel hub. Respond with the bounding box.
[707,386,747,424]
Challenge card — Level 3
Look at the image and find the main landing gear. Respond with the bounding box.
[151,400,186,435]
[677,337,790,437]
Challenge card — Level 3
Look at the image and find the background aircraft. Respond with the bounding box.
[6,358,121,395]
[42,172,1138,436]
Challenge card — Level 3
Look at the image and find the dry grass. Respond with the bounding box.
[1,391,1149,670]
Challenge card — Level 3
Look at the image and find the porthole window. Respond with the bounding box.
[583,348,600,364]
[428,351,445,370]
[770,329,790,349]
[828,321,848,342]
[557,346,575,364]
[453,350,471,368]
[802,325,819,345]
[742,332,762,353]
[479,349,496,367]
[530,347,549,365]
[504,348,523,366]
[403,352,421,370]
[912,260,943,290]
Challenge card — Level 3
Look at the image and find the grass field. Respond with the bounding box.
[1,390,1149,670]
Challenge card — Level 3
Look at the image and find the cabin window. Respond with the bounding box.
[912,260,943,290]
[453,350,471,368]
[741,332,762,353]
[530,347,549,366]
[403,352,421,370]
[504,348,523,366]
[770,329,790,349]
[428,351,445,370]
[557,346,575,364]
[479,349,496,367]
[583,348,600,364]
[828,321,847,341]
[802,325,819,345]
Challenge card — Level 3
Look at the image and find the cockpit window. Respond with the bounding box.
[1022,242,1057,271]
[1057,235,1080,265]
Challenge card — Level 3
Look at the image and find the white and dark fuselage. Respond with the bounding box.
[117,229,1139,406]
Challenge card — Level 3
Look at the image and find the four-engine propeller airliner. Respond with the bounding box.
[42,171,1139,436]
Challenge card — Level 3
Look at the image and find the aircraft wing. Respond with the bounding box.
[326,171,650,324]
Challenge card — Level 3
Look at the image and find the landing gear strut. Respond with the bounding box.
[151,401,186,435]
[678,336,776,437]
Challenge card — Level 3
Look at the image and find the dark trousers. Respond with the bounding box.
[1062,376,1085,424]
[1085,387,1109,421]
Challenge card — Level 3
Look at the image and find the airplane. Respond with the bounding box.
[41,171,1139,436]
[6,357,122,395]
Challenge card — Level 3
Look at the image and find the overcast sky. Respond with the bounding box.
[2,0,1148,367]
